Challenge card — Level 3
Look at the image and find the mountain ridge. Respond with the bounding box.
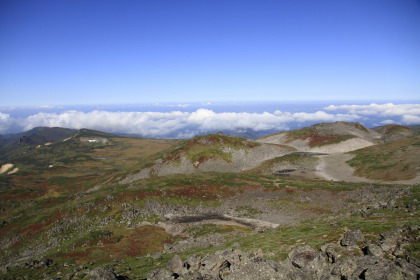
[0,121,419,279]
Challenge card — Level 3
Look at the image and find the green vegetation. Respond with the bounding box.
[186,224,236,237]
[347,136,420,180]
[290,132,354,147]
[375,124,414,135]
[166,134,260,166]
[1,129,419,279]
[236,205,263,217]
[250,153,319,174]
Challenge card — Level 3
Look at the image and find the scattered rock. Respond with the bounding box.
[167,255,183,274]
[288,245,321,269]
[147,268,173,280]
[340,229,365,246]
[87,266,117,280]
[364,244,383,257]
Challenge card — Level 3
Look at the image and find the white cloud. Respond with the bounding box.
[324,103,420,125]
[2,103,418,138]
[0,112,11,134]
[291,111,360,122]
[17,108,365,138]
[380,119,396,125]
[325,103,420,117]
[401,115,420,124]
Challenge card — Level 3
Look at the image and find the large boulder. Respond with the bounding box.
[332,256,403,280]
[147,268,173,280]
[286,245,329,279]
[288,245,324,270]
[167,255,183,274]
[340,230,364,246]
[364,244,383,257]
[87,266,117,280]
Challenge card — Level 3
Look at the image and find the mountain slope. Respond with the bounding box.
[0,125,419,279]
[121,133,294,183]
[375,124,415,142]
[347,134,420,182]
[0,127,77,148]
[258,122,381,153]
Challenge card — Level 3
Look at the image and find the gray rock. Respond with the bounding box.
[200,254,221,271]
[361,259,403,280]
[321,243,344,263]
[380,228,402,244]
[334,256,403,280]
[288,245,323,270]
[408,224,419,231]
[396,259,420,279]
[287,245,330,279]
[225,258,280,280]
[167,255,183,274]
[380,242,392,252]
[147,268,173,280]
[87,266,117,280]
[181,271,204,280]
[364,244,383,257]
[392,242,408,257]
[184,255,201,272]
[332,258,357,279]
[152,251,162,260]
[340,230,364,246]
[407,255,420,268]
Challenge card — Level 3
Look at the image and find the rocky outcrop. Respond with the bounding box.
[121,141,292,183]
[148,224,420,280]
[340,229,365,246]
[87,266,118,280]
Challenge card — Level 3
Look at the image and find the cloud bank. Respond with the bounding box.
[324,103,420,124]
[0,103,419,138]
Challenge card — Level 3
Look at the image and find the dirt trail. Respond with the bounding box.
[315,153,375,183]
[315,153,420,184]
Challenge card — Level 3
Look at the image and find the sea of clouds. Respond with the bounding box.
[0,103,419,138]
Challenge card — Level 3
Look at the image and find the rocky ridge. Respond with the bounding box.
[146,225,420,280]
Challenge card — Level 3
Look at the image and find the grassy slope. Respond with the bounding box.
[164,134,260,165]
[374,124,414,135]
[1,171,418,278]
[347,135,420,181]
[0,130,419,278]
[0,127,77,148]
[248,153,319,174]
[259,122,364,147]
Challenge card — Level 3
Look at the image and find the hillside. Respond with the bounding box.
[0,124,419,279]
[0,128,182,193]
[347,134,420,182]
[121,133,294,183]
[0,127,77,148]
[255,122,420,184]
[374,124,415,142]
[258,121,381,153]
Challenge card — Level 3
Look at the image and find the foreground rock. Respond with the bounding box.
[148,226,420,280]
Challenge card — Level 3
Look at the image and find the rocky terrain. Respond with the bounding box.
[121,134,294,183]
[0,122,418,279]
[257,122,381,153]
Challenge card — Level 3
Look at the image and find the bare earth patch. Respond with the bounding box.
[7,167,19,175]
[315,153,420,184]
[0,163,13,174]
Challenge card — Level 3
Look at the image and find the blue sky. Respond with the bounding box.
[1,0,419,106]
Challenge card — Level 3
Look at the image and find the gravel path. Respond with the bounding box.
[315,153,375,183]
[315,153,420,184]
